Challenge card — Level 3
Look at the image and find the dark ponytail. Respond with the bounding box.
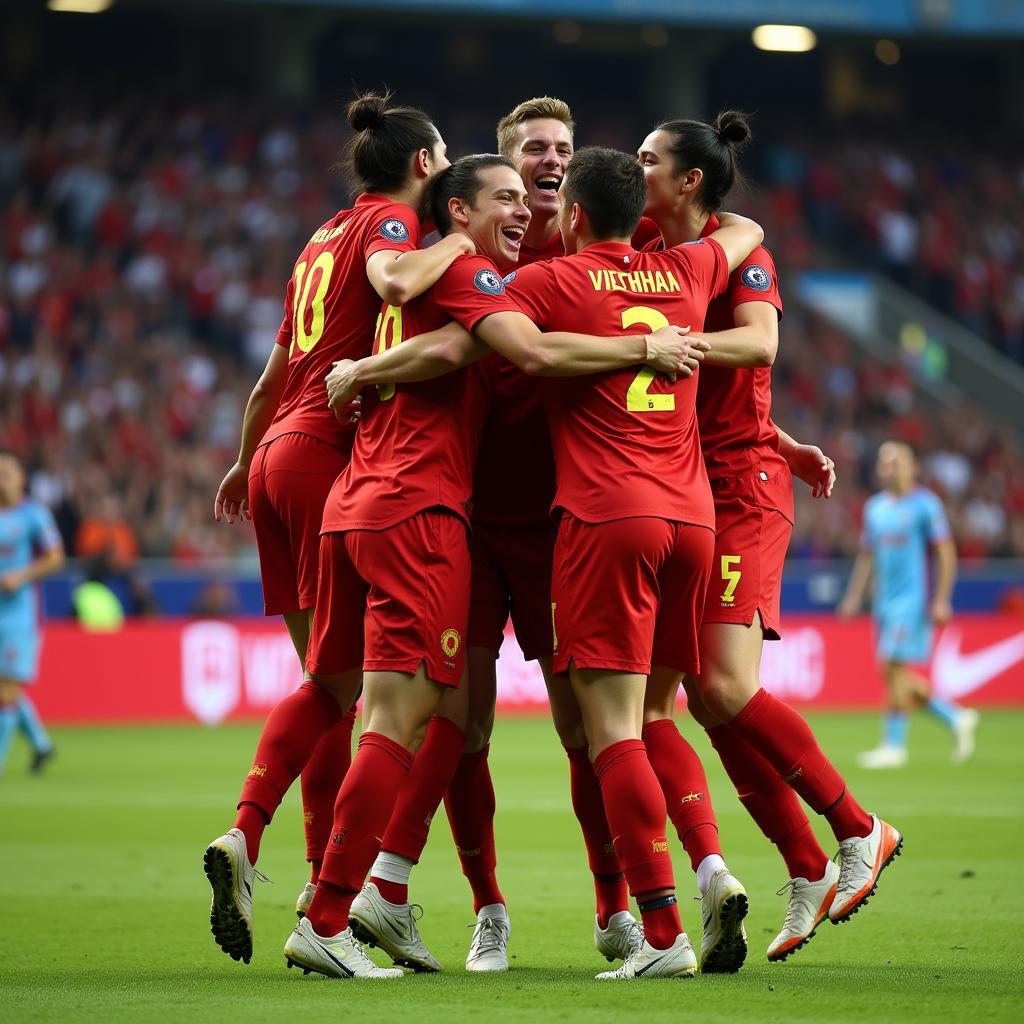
[655,109,752,212]
[344,90,440,194]
[428,154,515,235]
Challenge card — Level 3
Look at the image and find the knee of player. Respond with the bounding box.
[694,666,757,720]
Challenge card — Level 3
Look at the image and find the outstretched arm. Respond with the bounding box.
[326,321,486,414]
[473,310,704,378]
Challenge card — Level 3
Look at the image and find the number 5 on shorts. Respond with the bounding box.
[720,555,741,605]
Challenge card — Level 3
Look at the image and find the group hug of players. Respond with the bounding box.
[204,92,902,982]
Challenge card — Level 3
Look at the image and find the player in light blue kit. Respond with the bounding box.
[0,450,65,778]
[840,440,977,768]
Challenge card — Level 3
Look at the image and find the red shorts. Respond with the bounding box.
[552,515,714,677]
[467,521,556,661]
[701,498,792,640]
[248,433,349,615]
[306,511,471,687]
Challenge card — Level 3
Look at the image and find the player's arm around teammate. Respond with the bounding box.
[640,111,902,960]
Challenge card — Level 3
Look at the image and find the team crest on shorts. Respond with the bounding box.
[474,268,506,295]
[379,218,410,243]
[741,264,771,292]
[441,628,462,658]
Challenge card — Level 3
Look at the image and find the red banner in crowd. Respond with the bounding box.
[32,615,1024,725]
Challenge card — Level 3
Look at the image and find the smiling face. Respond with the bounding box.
[453,164,532,271]
[505,118,573,220]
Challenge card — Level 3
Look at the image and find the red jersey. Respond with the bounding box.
[643,216,792,520]
[470,229,563,525]
[261,194,420,451]
[322,254,517,533]
[511,239,729,527]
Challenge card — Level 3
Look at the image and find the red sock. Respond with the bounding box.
[727,689,872,842]
[564,745,629,927]
[444,745,505,913]
[301,709,357,876]
[637,896,683,951]
[592,739,678,945]
[642,719,722,871]
[309,732,414,936]
[370,716,466,904]
[234,681,342,861]
[707,723,829,881]
[234,803,268,863]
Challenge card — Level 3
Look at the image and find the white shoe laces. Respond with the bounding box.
[776,878,807,932]
[469,916,508,956]
[835,845,860,891]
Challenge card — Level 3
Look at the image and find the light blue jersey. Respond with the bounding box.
[861,486,950,664]
[0,499,62,682]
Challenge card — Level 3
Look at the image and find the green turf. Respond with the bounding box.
[1,711,1021,1023]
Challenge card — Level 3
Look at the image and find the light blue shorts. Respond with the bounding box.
[875,615,931,666]
[0,627,41,684]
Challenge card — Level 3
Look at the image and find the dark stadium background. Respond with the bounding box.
[2,0,1022,718]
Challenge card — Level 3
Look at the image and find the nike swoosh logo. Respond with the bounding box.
[320,943,355,977]
[635,952,672,977]
[932,628,1024,700]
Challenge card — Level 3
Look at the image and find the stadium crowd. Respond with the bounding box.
[1,99,1022,567]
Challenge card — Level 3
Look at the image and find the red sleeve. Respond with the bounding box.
[503,260,559,326]
[431,255,523,332]
[274,278,294,349]
[363,202,421,260]
[728,246,783,318]
[663,237,730,302]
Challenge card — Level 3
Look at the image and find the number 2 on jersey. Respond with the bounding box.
[290,252,335,355]
[621,306,675,413]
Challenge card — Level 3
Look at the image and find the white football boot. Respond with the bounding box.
[595,911,644,962]
[596,933,697,980]
[952,709,979,764]
[767,860,840,962]
[295,882,316,919]
[466,903,511,972]
[830,814,903,923]
[284,917,404,979]
[856,745,908,769]
[699,868,749,973]
[348,882,442,972]
[204,828,266,963]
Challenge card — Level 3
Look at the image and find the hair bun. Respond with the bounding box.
[348,92,389,132]
[715,110,752,147]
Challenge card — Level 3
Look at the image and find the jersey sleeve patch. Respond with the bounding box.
[740,264,772,292]
[474,268,507,295]
[379,218,411,243]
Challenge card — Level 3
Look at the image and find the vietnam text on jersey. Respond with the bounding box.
[509,239,728,527]
[321,254,516,534]
[260,194,421,452]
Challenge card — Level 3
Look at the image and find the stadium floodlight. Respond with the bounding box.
[751,24,817,52]
[47,0,113,12]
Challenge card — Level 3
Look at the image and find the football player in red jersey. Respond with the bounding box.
[508,147,764,980]
[203,91,475,966]
[288,154,699,981]
[638,112,902,961]
[340,99,646,973]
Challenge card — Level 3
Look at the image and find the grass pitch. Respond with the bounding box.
[1,711,1021,1024]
